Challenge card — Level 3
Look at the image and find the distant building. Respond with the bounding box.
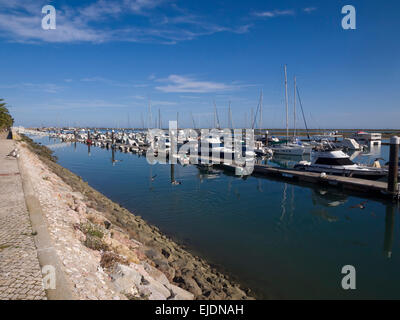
[352,131,382,146]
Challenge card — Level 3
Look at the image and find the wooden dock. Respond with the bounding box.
[214,162,398,200]
[252,164,397,199]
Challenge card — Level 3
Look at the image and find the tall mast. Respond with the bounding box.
[284,65,289,143]
[293,76,296,137]
[228,101,231,129]
[213,101,220,129]
[191,112,196,130]
[213,101,216,128]
[158,109,161,129]
[148,98,152,129]
[228,101,234,129]
[259,90,263,132]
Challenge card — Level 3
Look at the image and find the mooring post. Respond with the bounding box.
[384,203,396,259]
[388,136,399,195]
[265,130,269,147]
[111,130,115,148]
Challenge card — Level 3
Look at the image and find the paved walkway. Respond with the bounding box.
[0,139,46,300]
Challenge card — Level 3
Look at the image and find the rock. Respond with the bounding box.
[153,258,175,282]
[100,251,128,270]
[110,264,141,295]
[183,277,202,297]
[166,284,194,300]
[75,204,87,215]
[142,262,169,286]
[103,237,139,264]
[138,277,170,300]
[84,235,108,251]
[145,289,167,300]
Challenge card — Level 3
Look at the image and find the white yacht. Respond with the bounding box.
[271,142,312,156]
[294,147,387,180]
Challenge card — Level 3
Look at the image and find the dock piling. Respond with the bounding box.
[387,136,399,196]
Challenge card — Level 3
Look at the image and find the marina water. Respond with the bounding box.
[33,136,400,299]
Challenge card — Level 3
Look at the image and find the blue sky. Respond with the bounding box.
[0,0,399,129]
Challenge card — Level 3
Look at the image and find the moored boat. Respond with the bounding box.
[294,146,388,180]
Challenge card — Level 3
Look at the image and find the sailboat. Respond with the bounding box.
[272,65,312,156]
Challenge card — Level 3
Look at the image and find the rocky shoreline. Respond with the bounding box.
[19,135,253,300]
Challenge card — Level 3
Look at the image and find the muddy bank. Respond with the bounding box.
[20,135,254,300]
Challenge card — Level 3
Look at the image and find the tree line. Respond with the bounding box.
[0,99,14,131]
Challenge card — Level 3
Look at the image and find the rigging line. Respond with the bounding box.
[214,101,221,129]
[296,86,311,140]
[252,91,262,129]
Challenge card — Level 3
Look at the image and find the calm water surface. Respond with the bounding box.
[34,136,400,299]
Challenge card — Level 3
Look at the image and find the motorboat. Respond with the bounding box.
[294,146,387,180]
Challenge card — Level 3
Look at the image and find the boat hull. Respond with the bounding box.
[294,164,387,181]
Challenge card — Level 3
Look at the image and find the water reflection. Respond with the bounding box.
[384,203,396,259]
[311,189,348,208]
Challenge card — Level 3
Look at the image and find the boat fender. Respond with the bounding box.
[320,172,327,179]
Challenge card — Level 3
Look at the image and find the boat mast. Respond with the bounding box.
[191,112,196,130]
[296,86,311,140]
[148,98,152,129]
[213,101,221,129]
[260,90,263,133]
[228,101,234,129]
[284,65,289,144]
[293,76,296,138]
[213,101,216,128]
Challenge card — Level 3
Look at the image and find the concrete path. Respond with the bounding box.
[0,139,46,300]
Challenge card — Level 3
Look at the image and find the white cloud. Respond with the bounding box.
[80,77,144,88]
[132,95,146,100]
[0,0,252,44]
[155,75,241,93]
[303,7,317,13]
[151,100,177,106]
[253,10,295,18]
[39,99,129,109]
[0,82,64,93]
